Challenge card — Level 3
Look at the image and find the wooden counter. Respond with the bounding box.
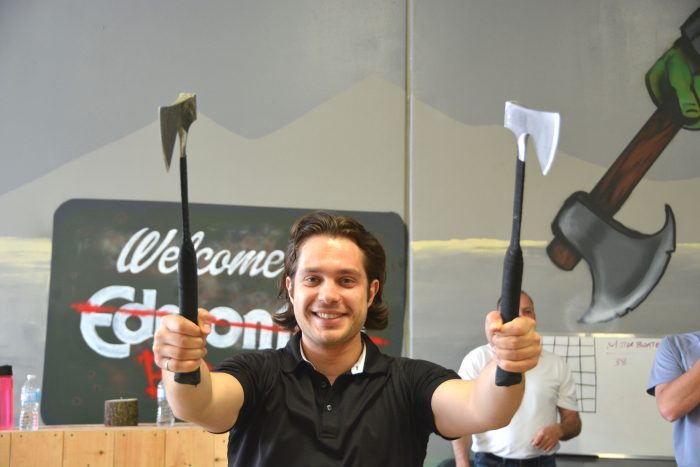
[0,423,228,467]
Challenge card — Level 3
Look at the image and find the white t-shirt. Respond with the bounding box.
[458,344,579,459]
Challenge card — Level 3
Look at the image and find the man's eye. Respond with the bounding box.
[303,276,320,284]
[340,277,356,286]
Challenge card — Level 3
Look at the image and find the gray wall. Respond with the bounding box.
[410,1,699,463]
[2,1,699,465]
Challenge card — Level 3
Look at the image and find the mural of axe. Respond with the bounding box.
[497,101,559,386]
[159,93,201,385]
[547,108,679,323]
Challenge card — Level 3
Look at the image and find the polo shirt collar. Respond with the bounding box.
[360,331,389,375]
[281,331,389,375]
[300,338,367,374]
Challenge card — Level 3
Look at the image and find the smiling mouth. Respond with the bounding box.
[313,311,344,320]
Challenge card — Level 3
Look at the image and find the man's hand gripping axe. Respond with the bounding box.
[159,93,200,385]
[498,101,559,386]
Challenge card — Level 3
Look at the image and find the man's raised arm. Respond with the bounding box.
[153,308,244,433]
[431,311,541,438]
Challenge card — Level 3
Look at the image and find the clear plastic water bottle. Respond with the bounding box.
[156,380,175,427]
[19,374,40,431]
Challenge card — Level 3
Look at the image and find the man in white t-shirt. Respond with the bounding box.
[452,292,581,467]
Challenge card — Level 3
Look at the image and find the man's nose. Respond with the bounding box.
[318,280,340,303]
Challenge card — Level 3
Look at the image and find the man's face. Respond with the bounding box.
[286,235,379,352]
[518,293,536,321]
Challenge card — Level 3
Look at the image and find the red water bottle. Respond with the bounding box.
[0,365,12,430]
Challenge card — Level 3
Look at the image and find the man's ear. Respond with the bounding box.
[286,276,293,299]
[368,279,379,306]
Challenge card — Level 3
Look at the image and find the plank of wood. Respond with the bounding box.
[212,432,228,466]
[63,430,114,467]
[0,432,10,467]
[165,427,214,467]
[10,431,63,467]
[114,429,165,467]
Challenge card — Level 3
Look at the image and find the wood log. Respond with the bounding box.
[103,399,138,427]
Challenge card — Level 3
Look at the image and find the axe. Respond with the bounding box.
[497,101,559,387]
[159,93,200,385]
[547,109,679,323]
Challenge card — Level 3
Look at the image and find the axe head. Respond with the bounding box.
[553,193,676,323]
[159,93,197,171]
[504,101,560,175]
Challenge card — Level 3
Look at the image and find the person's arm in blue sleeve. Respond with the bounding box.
[655,358,700,422]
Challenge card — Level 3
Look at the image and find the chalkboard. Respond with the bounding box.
[542,335,673,458]
[42,199,407,425]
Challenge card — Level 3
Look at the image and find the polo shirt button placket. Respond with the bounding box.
[319,395,338,438]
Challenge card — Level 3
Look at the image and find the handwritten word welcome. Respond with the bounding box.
[116,228,284,278]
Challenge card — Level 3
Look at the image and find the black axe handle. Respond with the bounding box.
[496,158,525,387]
[547,109,682,270]
[176,156,201,385]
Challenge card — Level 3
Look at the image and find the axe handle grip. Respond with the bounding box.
[175,157,201,386]
[496,159,525,387]
[547,109,682,270]
[176,236,201,385]
[496,243,524,387]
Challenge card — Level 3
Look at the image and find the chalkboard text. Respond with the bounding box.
[78,285,290,358]
[116,228,285,278]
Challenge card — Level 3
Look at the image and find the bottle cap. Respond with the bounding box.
[0,365,11,376]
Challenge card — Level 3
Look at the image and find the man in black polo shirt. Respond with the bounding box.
[153,211,541,466]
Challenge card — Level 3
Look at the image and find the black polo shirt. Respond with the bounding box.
[213,331,459,467]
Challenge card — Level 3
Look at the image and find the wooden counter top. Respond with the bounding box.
[0,423,228,467]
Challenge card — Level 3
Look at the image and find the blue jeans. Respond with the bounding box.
[473,452,556,467]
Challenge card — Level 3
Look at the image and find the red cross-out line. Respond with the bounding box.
[70,302,390,346]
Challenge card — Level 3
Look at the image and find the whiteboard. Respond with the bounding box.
[541,335,673,458]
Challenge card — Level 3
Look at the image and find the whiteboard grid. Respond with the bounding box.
[542,335,597,413]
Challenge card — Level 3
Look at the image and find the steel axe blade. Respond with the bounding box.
[504,101,560,175]
[159,93,197,171]
[553,194,675,323]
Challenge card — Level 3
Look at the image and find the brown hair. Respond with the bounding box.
[274,211,389,331]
